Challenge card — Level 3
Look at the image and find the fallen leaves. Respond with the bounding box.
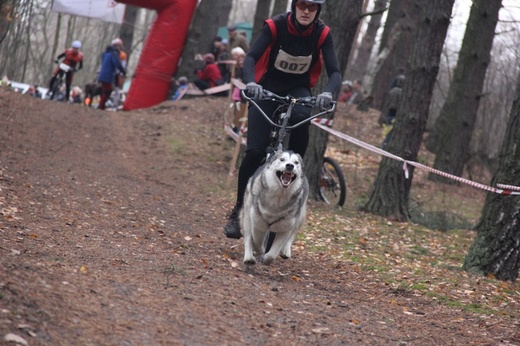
[303,207,520,320]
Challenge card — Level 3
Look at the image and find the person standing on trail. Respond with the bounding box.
[49,40,84,102]
[223,0,342,239]
[112,38,127,108]
[97,41,126,110]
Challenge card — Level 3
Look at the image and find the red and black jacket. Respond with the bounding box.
[244,12,338,94]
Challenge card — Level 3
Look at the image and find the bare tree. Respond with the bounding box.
[272,0,288,17]
[0,0,13,45]
[304,0,363,201]
[346,0,388,81]
[251,0,271,42]
[119,5,140,61]
[176,0,232,80]
[362,0,455,221]
[367,0,415,110]
[463,74,520,282]
[426,0,502,183]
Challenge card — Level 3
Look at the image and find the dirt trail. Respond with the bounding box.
[0,90,517,345]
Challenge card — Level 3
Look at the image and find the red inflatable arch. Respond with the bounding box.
[117,0,197,110]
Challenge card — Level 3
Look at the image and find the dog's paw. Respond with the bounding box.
[243,258,256,266]
[280,248,291,259]
[259,254,275,266]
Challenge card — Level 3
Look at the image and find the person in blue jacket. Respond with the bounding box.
[97,41,126,110]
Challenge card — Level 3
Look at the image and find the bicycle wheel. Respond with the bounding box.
[319,156,347,207]
[49,77,62,100]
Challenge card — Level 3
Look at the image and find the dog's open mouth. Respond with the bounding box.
[277,171,297,188]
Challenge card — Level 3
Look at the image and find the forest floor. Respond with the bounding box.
[1,87,519,346]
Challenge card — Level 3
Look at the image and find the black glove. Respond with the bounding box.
[54,59,59,64]
[246,82,263,100]
[316,91,333,109]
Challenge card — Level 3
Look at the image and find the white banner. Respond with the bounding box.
[51,0,126,24]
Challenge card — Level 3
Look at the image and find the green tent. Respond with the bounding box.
[217,22,253,44]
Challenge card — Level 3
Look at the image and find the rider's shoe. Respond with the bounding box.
[224,205,242,239]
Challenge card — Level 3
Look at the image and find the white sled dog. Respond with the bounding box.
[241,149,309,266]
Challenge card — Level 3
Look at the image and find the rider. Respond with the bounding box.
[49,40,84,101]
[223,0,342,239]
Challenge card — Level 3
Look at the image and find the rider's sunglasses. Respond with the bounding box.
[295,1,319,12]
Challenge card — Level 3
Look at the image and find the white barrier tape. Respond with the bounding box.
[311,120,520,196]
[314,118,334,127]
[496,183,520,191]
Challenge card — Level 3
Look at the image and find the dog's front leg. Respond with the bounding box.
[243,233,256,265]
[242,212,256,265]
[260,231,292,265]
[280,229,298,259]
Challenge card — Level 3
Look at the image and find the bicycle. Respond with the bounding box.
[241,89,346,252]
[241,89,346,208]
[48,62,73,101]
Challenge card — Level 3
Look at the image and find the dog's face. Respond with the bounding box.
[267,150,303,189]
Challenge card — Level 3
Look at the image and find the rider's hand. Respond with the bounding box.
[316,92,333,109]
[246,82,263,100]
[54,59,59,64]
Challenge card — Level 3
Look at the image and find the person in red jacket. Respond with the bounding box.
[49,40,84,101]
[194,53,223,90]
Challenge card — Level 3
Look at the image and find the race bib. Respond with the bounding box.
[274,49,312,74]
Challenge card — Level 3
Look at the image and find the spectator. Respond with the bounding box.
[382,74,405,149]
[390,67,405,88]
[24,85,42,98]
[97,42,126,110]
[171,76,188,101]
[227,25,249,53]
[193,53,223,91]
[348,79,363,105]
[49,40,84,101]
[338,80,353,103]
[210,36,223,58]
[0,75,11,89]
[217,39,231,82]
[111,38,127,108]
[230,47,247,134]
[70,86,83,104]
[231,47,246,82]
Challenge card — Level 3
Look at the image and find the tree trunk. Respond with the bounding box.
[362,0,454,221]
[304,0,363,201]
[346,0,388,81]
[176,0,232,80]
[463,76,520,282]
[272,0,288,17]
[426,0,502,183]
[0,0,13,45]
[21,0,33,83]
[252,0,271,43]
[119,5,140,61]
[367,0,414,110]
[51,14,62,67]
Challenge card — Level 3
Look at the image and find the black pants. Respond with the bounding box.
[49,71,73,100]
[234,86,312,209]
